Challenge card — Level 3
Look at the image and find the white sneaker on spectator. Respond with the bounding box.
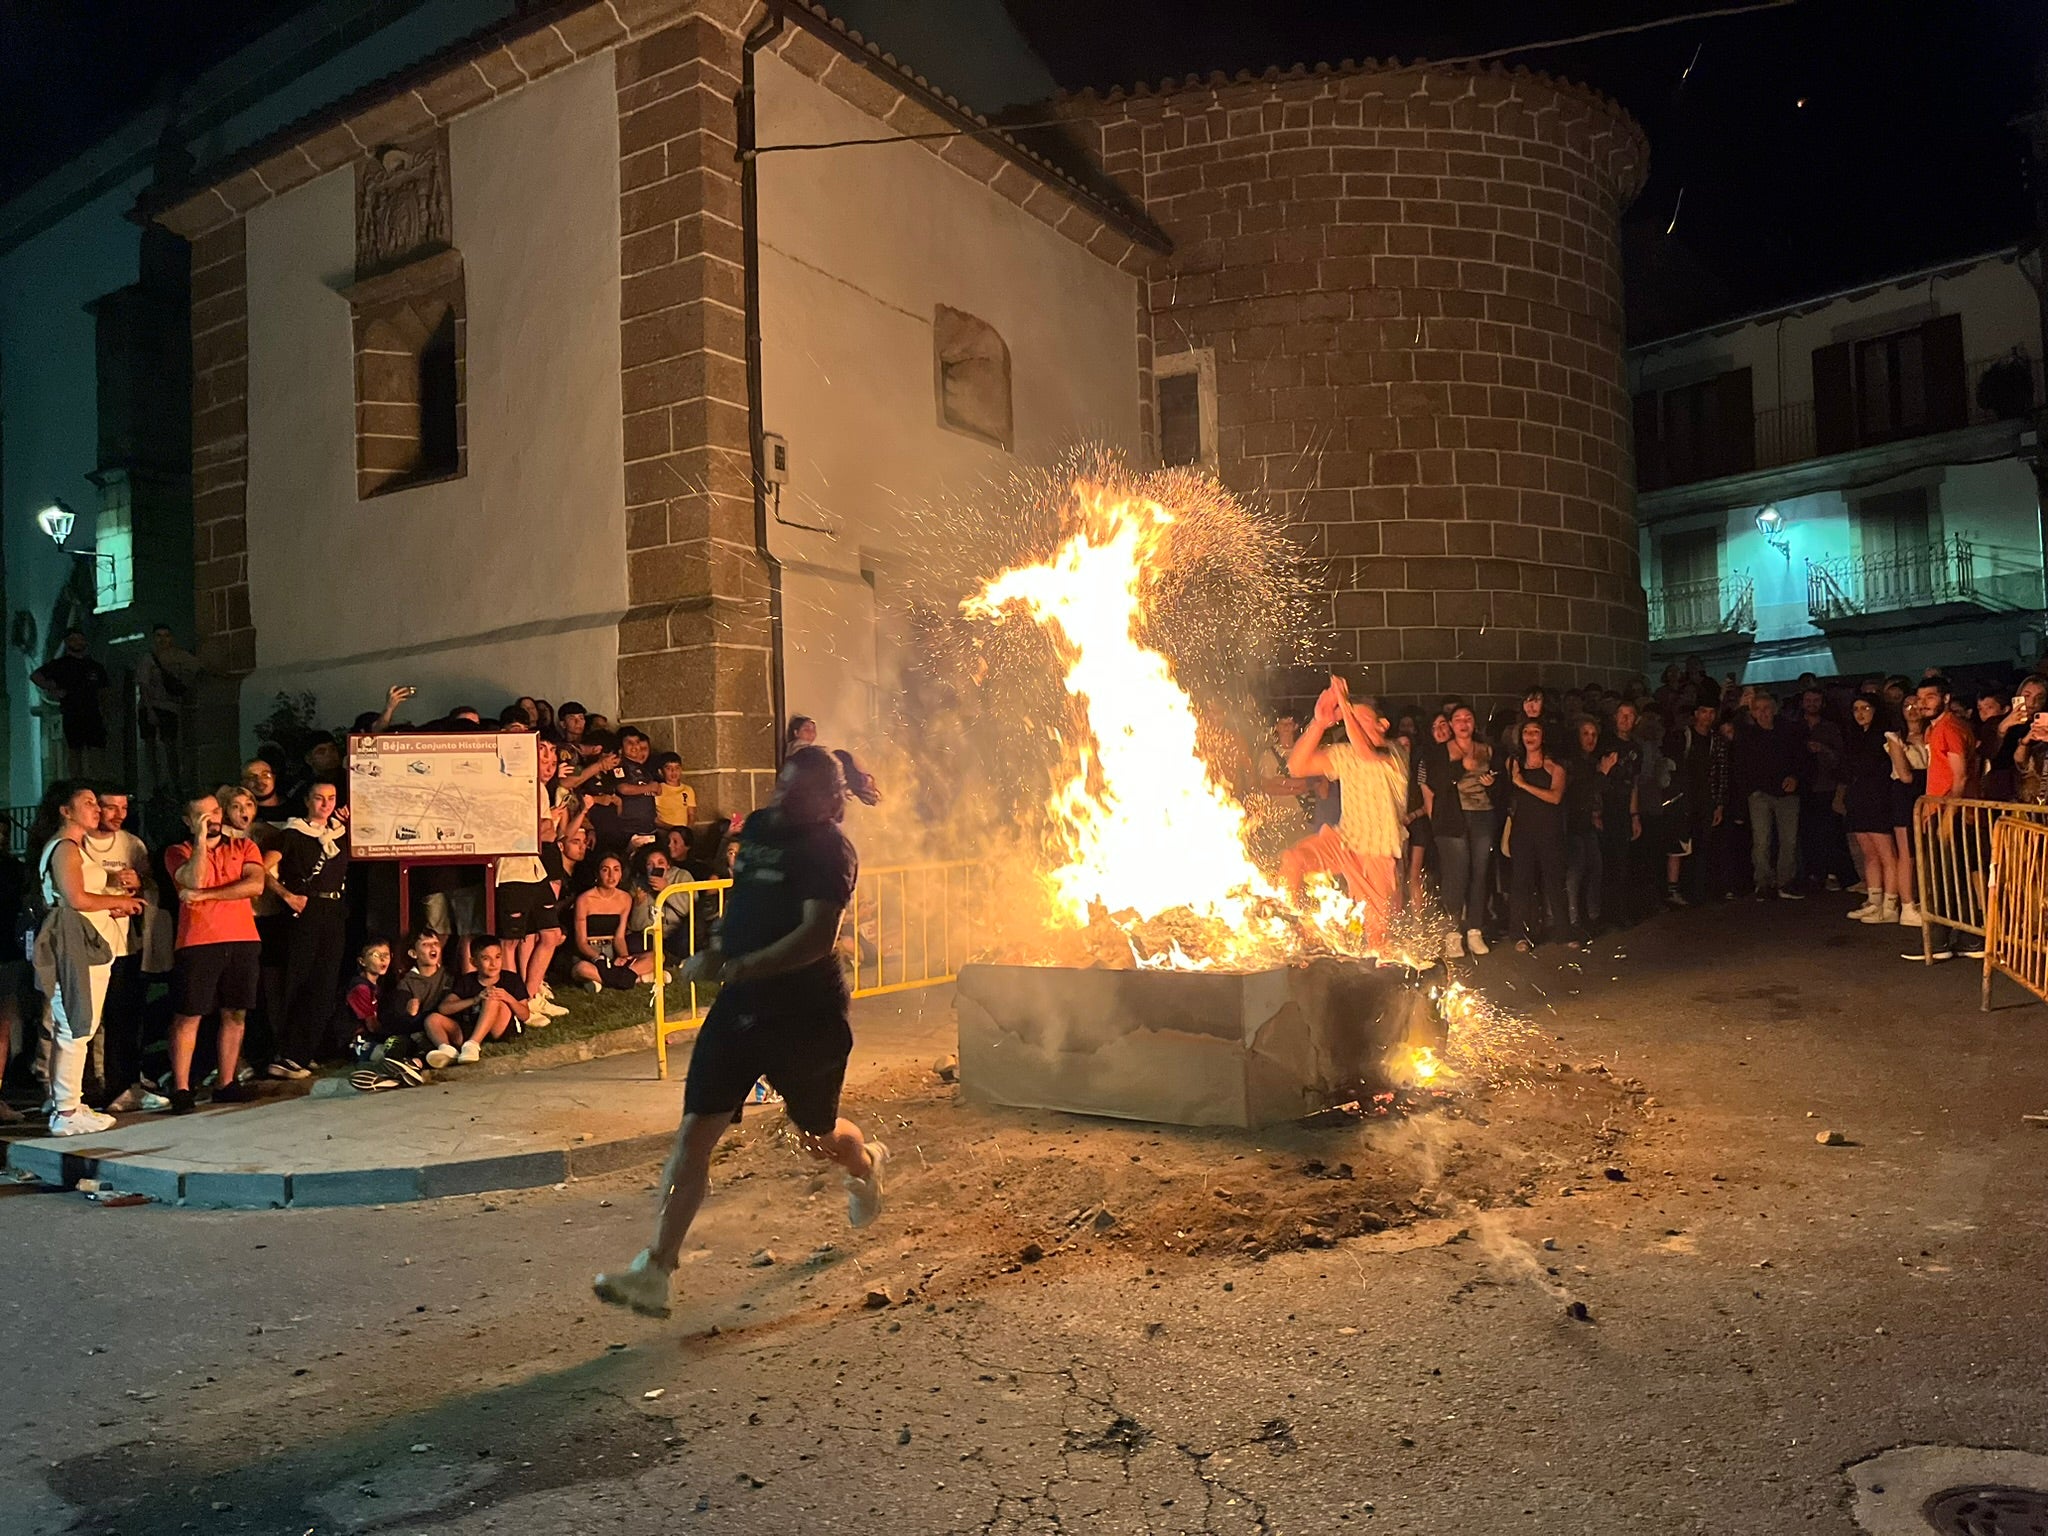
[846,1141,889,1228]
[425,1045,458,1070]
[1846,897,1879,920]
[106,1084,170,1113]
[1859,896,1899,924]
[533,993,569,1018]
[1897,901,1924,927]
[1901,949,1954,963]
[456,1041,482,1064]
[593,1250,673,1317]
[48,1107,116,1137]
[1963,948,1988,960]
[1465,928,1489,956]
[1442,930,1464,959]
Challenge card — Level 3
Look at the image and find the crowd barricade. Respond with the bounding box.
[845,859,985,998]
[1911,797,2048,962]
[1982,816,2048,1009]
[649,878,731,1080]
[647,859,985,1079]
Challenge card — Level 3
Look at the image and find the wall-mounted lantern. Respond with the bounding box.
[1755,503,1790,557]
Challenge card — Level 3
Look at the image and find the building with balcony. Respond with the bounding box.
[1629,248,2045,686]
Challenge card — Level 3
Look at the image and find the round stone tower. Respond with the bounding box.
[1065,61,1650,704]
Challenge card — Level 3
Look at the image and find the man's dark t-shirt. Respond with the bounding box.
[40,654,110,746]
[719,808,857,1009]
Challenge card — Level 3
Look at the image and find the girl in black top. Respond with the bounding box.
[274,780,350,1069]
[1843,696,1902,922]
[1507,719,1569,952]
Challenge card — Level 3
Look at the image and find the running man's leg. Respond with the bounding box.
[650,1111,734,1268]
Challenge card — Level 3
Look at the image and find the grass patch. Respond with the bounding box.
[492,977,713,1057]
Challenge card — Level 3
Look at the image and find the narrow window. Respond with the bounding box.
[1154,349,1217,471]
[934,305,1012,450]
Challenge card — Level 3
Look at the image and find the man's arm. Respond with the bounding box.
[717,898,845,985]
[27,664,59,698]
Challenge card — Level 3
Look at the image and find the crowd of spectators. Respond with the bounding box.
[1254,654,2048,962]
[3,686,750,1134]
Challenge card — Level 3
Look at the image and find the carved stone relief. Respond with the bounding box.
[355,130,451,279]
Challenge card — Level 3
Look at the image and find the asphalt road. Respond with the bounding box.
[5,895,2046,1536]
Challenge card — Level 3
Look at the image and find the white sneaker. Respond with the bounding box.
[425,1045,457,1070]
[846,1141,889,1228]
[1442,930,1464,959]
[1465,928,1490,956]
[1846,898,1878,920]
[593,1250,673,1317]
[1860,896,1900,924]
[48,1107,116,1137]
[1902,949,1954,963]
[1897,902,1924,928]
[456,1041,482,1064]
[524,1010,550,1029]
[532,994,569,1018]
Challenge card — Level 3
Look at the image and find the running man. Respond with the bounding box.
[594,746,887,1318]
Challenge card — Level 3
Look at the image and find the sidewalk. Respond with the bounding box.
[4,986,957,1210]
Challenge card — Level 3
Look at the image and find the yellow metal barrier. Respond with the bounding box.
[1911,797,2048,962]
[1982,817,2048,1009]
[647,859,984,1078]
[845,859,984,998]
[650,878,730,1080]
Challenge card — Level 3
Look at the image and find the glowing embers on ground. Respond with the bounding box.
[965,477,1364,972]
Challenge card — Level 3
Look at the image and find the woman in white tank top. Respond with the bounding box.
[34,783,144,1136]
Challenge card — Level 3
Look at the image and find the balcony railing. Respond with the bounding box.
[1806,536,1979,623]
[1648,351,2042,490]
[1649,571,1756,641]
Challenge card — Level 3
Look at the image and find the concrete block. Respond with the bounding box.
[418,1150,567,1199]
[95,1160,184,1203]
[956,957,1437,1128]
[291,1166,424,1207]
[182,1170,290,1209]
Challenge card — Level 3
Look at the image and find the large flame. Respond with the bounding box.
[969,490,1265,929]
[965,479,1375,970]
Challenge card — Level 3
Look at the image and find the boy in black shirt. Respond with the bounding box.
[595,747,885,1319]
[434,934,530,1064]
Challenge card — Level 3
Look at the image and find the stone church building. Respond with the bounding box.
[147,0,1647,813]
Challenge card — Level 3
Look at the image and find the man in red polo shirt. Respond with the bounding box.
[1904,674,1976,964]
[164,789,268,1113]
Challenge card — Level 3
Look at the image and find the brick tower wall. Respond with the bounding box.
[1063,63,1650,707]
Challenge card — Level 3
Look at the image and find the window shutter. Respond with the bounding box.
[1714,367,1755,476]
[1919,312,1965,431]
[1632,391,1663,491]
[1812,341,1855,455]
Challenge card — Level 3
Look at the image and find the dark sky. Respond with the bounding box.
[5,0,2043,336]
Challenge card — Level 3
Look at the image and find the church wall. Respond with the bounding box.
[238,55,626,732]
[754,49,1145,756]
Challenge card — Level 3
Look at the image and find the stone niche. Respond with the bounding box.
[955,959,1438,1129]
[345,131,465,497]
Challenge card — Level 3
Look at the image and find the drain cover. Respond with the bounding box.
[1925,1486,2048,1536]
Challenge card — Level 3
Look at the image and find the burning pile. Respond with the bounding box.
[953,460,1529,1096]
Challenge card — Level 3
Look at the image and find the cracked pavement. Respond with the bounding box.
[7,897,2048,1534]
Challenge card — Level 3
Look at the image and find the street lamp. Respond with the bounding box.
[35,500,78,547]
[1755,503,1790,556]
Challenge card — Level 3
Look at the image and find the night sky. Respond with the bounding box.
[4,0,2043,337]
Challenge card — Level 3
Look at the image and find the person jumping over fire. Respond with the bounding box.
[594,746,887,1319]
[1281,674,1409,949]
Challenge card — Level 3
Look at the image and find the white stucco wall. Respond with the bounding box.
[241,55,625,730]
[1634,253,2039,407]
[755,52,1142,754]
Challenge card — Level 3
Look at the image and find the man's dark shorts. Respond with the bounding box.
[682,984,852,1137]
[172,940,262,1016]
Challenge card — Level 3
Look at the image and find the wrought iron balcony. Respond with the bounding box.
[1649,572,1756,641]
[1806,535,1982,623]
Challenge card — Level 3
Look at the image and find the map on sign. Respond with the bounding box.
[347,733,539,860]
